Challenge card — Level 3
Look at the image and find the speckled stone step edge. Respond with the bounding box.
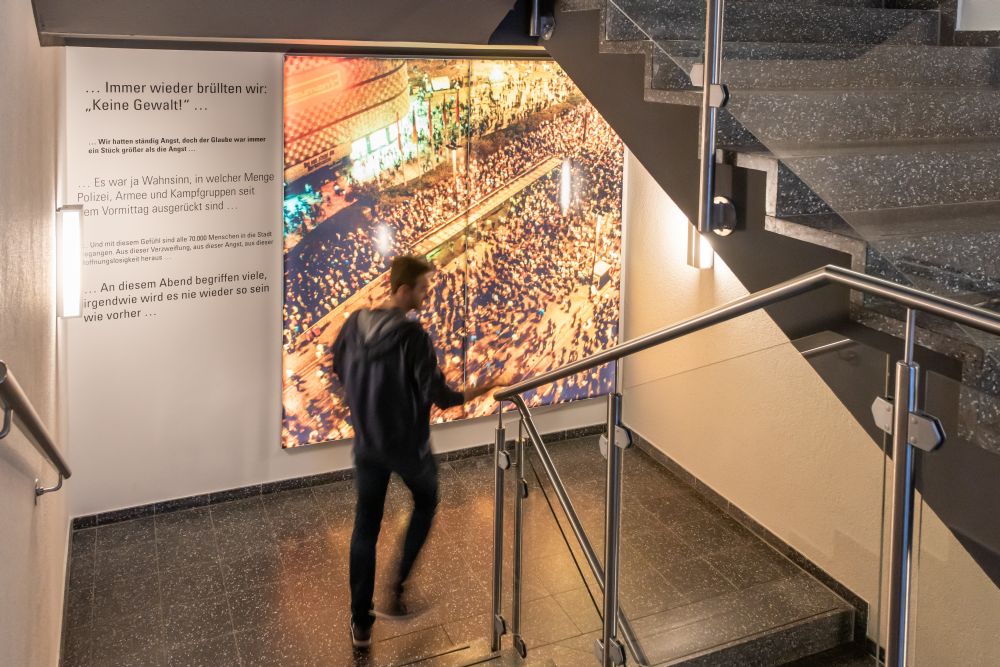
[726,88,1000,146]
[69,423,606,530]
[729,150,836,218]
[781,144,1000,211]
[662,608,856,666]
[764,200,1000,304]
[628,431,870,645]
[651,42,1000,91]
[605,0,940,47]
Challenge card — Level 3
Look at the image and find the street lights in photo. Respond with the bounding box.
[560,158,572,215]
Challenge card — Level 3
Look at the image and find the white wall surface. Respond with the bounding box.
[620,151,1000,661]
[620,153,883,620]
[0,2,66,665]
[959,0,1000,30]
[63,48,607,518]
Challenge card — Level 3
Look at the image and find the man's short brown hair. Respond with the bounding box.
[390,255,434,293]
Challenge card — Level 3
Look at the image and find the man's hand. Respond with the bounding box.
[462,370,518,402]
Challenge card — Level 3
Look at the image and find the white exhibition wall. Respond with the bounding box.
[63,48,604,518]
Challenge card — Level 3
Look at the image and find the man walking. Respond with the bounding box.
[332,255,508,649]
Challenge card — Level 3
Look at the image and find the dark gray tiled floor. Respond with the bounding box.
[63,436,859,667]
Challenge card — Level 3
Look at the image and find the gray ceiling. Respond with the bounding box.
[31,0,530,50]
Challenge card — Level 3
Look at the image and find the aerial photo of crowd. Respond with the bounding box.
[281,58,623,448]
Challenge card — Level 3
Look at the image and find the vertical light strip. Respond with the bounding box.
[686,222,714,270]
[58,205,83,318]
[560,158,572,215]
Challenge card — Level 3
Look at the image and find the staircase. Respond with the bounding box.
[553,0,1000,465]
[537,0,1000,664]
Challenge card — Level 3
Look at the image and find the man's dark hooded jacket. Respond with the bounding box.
[332,307,463,471]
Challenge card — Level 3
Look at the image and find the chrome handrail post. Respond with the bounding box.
[490,408,509,652]
[600,392,626,666]
[885,309,919,666]
[511,396,649,666]
[696,0,725,234]
[512,418,528,657]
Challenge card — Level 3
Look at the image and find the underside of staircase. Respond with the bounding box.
[545,0,1000,664]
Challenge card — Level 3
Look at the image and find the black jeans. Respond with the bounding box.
[349,455,439,629]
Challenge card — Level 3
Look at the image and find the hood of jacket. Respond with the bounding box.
[354,307,413,357]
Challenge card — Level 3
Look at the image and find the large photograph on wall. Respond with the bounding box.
[281,56,624,448]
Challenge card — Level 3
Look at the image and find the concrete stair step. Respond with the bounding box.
[651,42,1000,91]
[630,573,855,666]
[843,200,1000,303]
[725,88,1000,146]
[605,0,940,47]
[770,202,1000,306]
[780,141,1000,211]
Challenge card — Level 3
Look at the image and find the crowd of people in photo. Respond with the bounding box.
[282,102,601,349]
[281,65,625,448]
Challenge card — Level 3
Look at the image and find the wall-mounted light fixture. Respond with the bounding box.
[57,205,83,318]
[687,196,735,269]
[686,222,714,270]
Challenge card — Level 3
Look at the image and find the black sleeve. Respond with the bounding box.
[331,315,350,383]
[407,328,464,410]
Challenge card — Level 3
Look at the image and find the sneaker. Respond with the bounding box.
[351,622,372,649]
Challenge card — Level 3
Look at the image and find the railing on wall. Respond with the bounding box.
[488,264,1000,666]
[0,360,71,499]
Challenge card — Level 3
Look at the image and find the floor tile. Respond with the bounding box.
[156,536,220,572]
[705,541,800,590]
[668,515,756,555]
[61,623,94,667]
[154,507,214,541]
[441,613,490,647]
[367,626,455,667]
[234,623,316,667]
[93,572,161,622]
[219,547,287,594]
[165,631,240,667]
[66,440,853,667]
[158,560,226,606]
[68,552,96,592]
[552,587,602,634]
[619,562,688,618]
[162,594,234,649]
[90,605,165,665]
[94,539,159,583]
[656,556,736,604]
[520,595,585,649]
[65,583,95,629]
[96,517,157,553]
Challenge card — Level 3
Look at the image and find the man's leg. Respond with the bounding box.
[394,457,440,595]
[350,459,391,632]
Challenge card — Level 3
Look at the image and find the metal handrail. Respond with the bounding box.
[513,395,650,665]
[496,264,1000,401]
[492,264,1000,667]
[0,360,71,498]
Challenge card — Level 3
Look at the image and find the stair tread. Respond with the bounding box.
[764,136,1000,158]
[781,148,1000,211]
[632,573,853,665]
[652,40,1000,61]
[720,87,1000,147]
[776,200,1000,237]
[606,0,941,47]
